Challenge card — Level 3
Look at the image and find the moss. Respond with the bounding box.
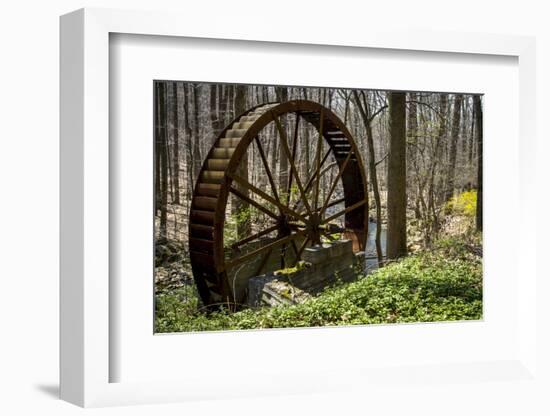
[274,261,309,276]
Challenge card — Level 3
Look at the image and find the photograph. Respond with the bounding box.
[153,81,483,333]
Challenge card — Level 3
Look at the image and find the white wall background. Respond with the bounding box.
[0,0,548,414]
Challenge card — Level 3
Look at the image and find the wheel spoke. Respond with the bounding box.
[318,162,338,180]
[313,109,324,211]
[285,114,300,206]
[229,186,279,221]
[226,230,307,271]
[292,237,310,266]
[321,230,336,241]
[321,198,367,225]
[254,136,282,210]
[273,114,313,217]
[231,224,279,249]
[294,152,333,213]
[319,151,354,217]
[303,152,332,195]
[322,197,345,211]
[229,173,307,222]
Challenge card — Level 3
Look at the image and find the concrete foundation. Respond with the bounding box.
[248,240,365,307]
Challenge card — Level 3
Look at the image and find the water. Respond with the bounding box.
[364,219,387,274]
[324,202,387,274]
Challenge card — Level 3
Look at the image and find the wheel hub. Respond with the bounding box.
[277,214,292,237]
[306,212,322,245]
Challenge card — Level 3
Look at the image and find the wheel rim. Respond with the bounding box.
[189,100,368,307]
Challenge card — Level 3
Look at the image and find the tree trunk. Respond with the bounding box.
[474,95,483,231]
[275,87,289,197]
[406,92,418,172]
[225,84,234,123]
[302,88,310,176]
[156,82,169,238]
[444,94,463,201]
[155,87,161,216]
[407,92,418,210]
[386,92,407,259]
[171,82,180,205]
[232,85,250,237]
[468,99,475,169]
[353,91,384,265]
[210,84,224,139]
[426,94,448,242]
[191,84,202,183]
[182,84,194,203]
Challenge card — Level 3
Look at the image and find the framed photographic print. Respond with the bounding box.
[60,7,541,409]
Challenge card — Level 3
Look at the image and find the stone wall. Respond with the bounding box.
[248,240,365,307]
[226,235,306,304]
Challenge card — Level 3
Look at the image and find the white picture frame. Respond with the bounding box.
[60,7,540,408]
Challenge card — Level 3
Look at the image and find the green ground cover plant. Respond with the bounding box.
[155,235,482,333]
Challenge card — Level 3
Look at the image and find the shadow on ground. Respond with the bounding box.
[34,384,59,399]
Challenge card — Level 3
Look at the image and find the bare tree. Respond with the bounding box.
[426,94,448,242]
[155,82,169,238]
[191,84,202,182]
[474,95,483,231]
[386,92,407,259]
[353,90,386,265]
[444,94,463,201]
[275,87,289,196]
[171,82,180,205]
[232,85,250,237]
[182,84,194,199]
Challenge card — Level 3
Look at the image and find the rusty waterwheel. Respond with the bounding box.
[189,100,368,308]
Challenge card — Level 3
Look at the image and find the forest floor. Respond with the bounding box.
[154,212,482,333]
